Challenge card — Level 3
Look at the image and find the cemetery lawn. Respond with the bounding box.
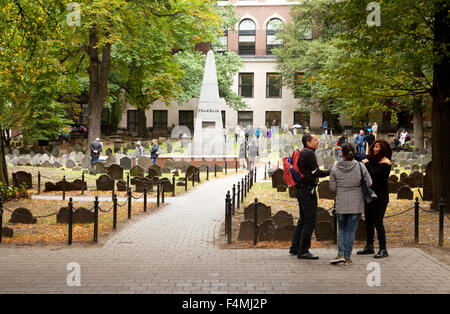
[230,182,449,253]
[1,198,158,245]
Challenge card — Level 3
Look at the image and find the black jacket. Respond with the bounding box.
[89,140,102,158]
[150,144,159,158]
[297,148,330,186]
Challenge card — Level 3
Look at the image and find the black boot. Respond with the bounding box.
[374,248,388,259]
[357,244,375,255]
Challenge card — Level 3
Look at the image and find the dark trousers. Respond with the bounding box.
[290,185,318,255]
[364,199,388,249]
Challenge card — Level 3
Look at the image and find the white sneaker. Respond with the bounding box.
[330,255,345,264]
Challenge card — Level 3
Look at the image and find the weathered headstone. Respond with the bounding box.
[405,171,423,188]
[57,207,95,224]
[271,169,284,188]
[107,164,124,180]
[238,220,254,241]
[273,211,294,229]
[52,147,60,157]
[130,165,144,177]
[388,181,403,194]
[81,156,91,169]
[355,219,367,241]
[120,157,132,170]
[317,207,333,224]
[65,159,76,169]
[397,186,413,200]
[14,171,32,189]
[92,162,105,174]
[116,180,127,191]
[137,156,151,169]
[389,175,398,183]
[318,180,337,200]
[2,227,14,238]
[276,225,295,242]
[244,202,271,225]
[258,219,276,241]
[96,174,115,191]
[9,208,37,224]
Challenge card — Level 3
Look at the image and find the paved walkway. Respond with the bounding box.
[1,167,449,293]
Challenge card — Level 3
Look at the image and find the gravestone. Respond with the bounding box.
[105,148,113,156]
[317,207,333,224]
[400,172,408,184]
[160,179,174,193]
[96,174,115,191]
[14,171,32,189]
[137,156,151,169]
[149,164,162,176]
[411,164,420,172]
[271,169,284,188]
[277,185,287,192]
[107,164,123,180]
[276,225,295,242]
[238,220,254,241]
[56,207,95,224]
[52,147,60,157]
[65,159,76,169]
[397,186,413,200]
[116,180,127,191]
[258,219,276,241]
[2,227,13,238]
[272,211,294,229]
[120,157,132,170]
[244,202,271,225]
[186,166,200,182]
[288,186,296,198]
[92,162,105,174]
[9,208,37,224]
[130,165,144,177]
[81,156,91,169]
[318,180,336,200]
[405,171,423,188]
[105,155,117,167]
[314,221,334,241]
[164,159,174,169]
[148,168,159,179]
[388,181,403,194]
[135,177,153,192]
[389,175,398,183]
[31,156,41,166]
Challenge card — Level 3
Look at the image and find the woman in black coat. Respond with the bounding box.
[358,139,392,258]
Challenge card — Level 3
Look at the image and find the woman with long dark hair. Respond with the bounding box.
[358,139,392,258]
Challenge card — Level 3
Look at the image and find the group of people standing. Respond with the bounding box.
[89,138,160,166]
[290,132,391,265]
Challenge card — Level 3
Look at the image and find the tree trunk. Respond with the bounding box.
[137,109,149,139]
[0,125,9,185]
[87,27,112,148]
[413,110,424,151]
[431,1,450,212]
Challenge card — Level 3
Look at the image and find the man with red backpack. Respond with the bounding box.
[289,133,331,260]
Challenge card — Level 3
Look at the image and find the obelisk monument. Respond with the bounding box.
[193,50,224,155]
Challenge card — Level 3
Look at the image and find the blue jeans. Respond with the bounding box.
[337,213,361,259]
[90,156,99,165]
[337,150,342,162]
[357,145,364,154]
[152,157,157,165]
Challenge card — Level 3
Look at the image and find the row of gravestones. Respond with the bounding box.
[237,202,367,242]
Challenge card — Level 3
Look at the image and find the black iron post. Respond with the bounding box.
[93,196,99,243]
[227,193,232,244]
[225,161,227,174]
[161,183,165,204]
[414,197,419,244]
[253,198,258,245]
[244,176,247,198]
[192,172,195,187]
[113,194,117,230]
[232,184,236,214]
[207,165,209,181]
[215,164,217,177]
[81,173,85,195]
[126,173,130,191]
[237,182,241,209]
[68,198,73,245]
[112,180,115,201]
[185,173,188,191]
[241,178,244,201]
[225,191,230,236]
[62,176,66,200]
[172,176,175,197]
[264,164,267,180]
[0,196,3,243]
[128,187,132,219]
[144,186,147,212]
[157,183,160,207]
[254,168,257,184]
[37,171,41,195]
[439,198,444,247]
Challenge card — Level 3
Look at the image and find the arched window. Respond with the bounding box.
[266,18,283,55]
[238,19,256,55]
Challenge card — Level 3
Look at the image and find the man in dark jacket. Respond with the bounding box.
[290,133,331,260]
[89,138,102,165]
[150,139,159,165]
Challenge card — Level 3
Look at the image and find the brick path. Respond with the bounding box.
[1,167,449,293]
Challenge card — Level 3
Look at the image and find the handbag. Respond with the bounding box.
[359,162,377,203]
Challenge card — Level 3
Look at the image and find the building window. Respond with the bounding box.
[266,111,281,128]
[213,30,228,53]
[239,73,254,98]
[266,18,283,55]
[153,110,168,130]
[179,110,194,133]
[127,110,138,133]
[221,110,226,127]
[238,111,253,127]
[266,73,282,98]
[238,19,256,56]
[294,111,310,128]
[294,72,304,98]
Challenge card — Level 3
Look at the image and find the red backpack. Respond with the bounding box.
[283,149,306,187]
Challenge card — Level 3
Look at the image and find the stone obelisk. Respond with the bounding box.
[193,50,224,155]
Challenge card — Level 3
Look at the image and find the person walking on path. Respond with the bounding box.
[290,133,331,260]
[329,143,372,266]
[355,130,367,154]
[150,139,159,165]
[135,141,143,164]
[358,139,392,259]
[89,137,102,165]
[371,122,378,139]
[322,120,328,135]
